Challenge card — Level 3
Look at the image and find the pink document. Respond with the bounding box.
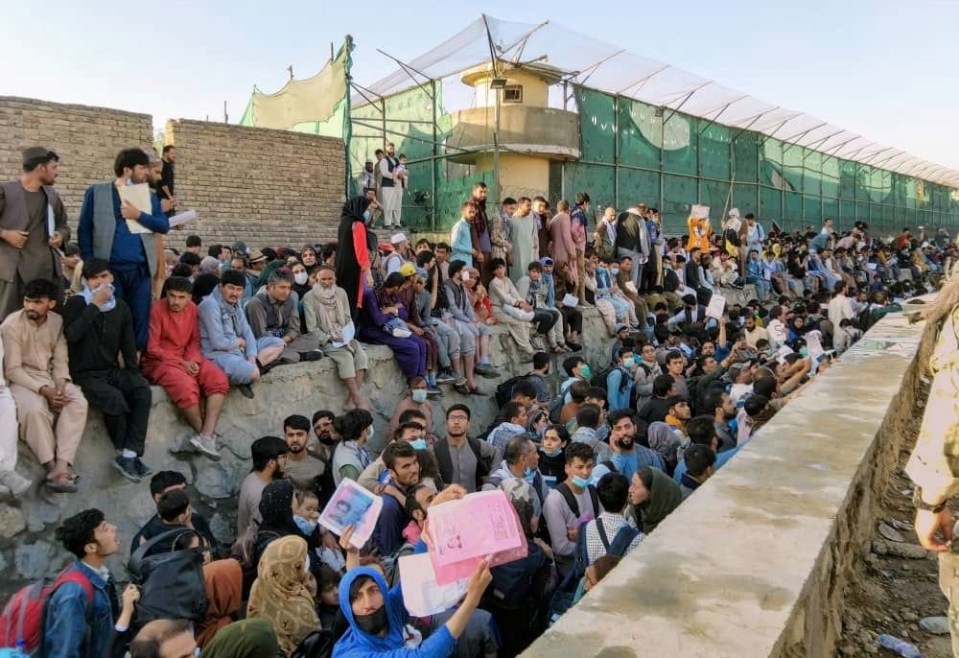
[427,490,528,585]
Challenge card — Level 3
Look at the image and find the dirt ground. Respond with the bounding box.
[839,389,955,657]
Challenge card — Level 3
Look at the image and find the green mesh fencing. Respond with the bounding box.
[569,87,959,236]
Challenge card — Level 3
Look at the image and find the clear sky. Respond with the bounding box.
[3,0,957,169]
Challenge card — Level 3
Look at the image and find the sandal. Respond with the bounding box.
[454,383,471,395]
[45,473,78,493]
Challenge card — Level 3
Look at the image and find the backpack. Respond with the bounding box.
[548,381,575,423]
[595,520,640,559]
[0,568,94,653]
[589,367,630,395]
[128,529,208,628]
[495,373,531,408]
[291,629,334,658]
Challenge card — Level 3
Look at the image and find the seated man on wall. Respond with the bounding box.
[245,267,323,365]
[62,258,153,482]
[1,278,88,492]
[142,276,229,460]
[198,269,285,399]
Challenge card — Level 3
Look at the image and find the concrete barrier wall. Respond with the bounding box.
[526,310,930,658]
[0,309,614,596]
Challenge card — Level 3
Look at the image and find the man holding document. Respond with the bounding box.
[78,148,170,351]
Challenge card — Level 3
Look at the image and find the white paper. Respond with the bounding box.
[46,204,55,236]
[561,293,579,308]
[775,345,794,363]
[399,552,469,617]
[690,204,710,219]
[332,321,356,348]
[806,330,824,362]
[119,184,155,234]
[705,293,726,320]
[318,478,383,549]
[168,209,198,228]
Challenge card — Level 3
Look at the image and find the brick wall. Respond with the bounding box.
[165,120,345,250]
[0,96,153,215]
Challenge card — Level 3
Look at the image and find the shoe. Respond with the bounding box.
[298,350,324,362]
[112,456,141,483]
[237,384,255,399]
[44,476,78,494]
[474,363,500,378]
[190,435,222,461]
[426,385,443,398]
[454,382,471,395]
[134,458,153,478]
[0,470,33,498]
[436,371,457,385]
[566,342,583,352]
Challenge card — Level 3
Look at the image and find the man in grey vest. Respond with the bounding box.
[378,142,403,229]
[77,148,169,352]
[0,147,70,321]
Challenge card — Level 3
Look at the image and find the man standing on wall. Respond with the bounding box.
[0,147,70,321]
[77,148,170,351]
[468,182,492,284]
[379,142,403,229]
[160,146,175,199]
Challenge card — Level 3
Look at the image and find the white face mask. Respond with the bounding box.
[294,272,308,285]
[461,271,470,282]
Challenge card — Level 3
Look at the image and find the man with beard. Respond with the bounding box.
[607,410,663,480]
[467,182,492,283]
[312,410,339,507]
[282,414,327,498]
[378,142,403,229]
[0,147,70,320]
[1,278,88,494]
[147,154,177,299]
[78,148,170,351]
[237,436,289,536]
[371,441,422,557]
[142,276,228,460]
[703,387,738,452]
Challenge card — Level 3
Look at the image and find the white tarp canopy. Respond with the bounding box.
[355,15,959,189]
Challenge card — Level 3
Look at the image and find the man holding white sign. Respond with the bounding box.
[77,148,170,351]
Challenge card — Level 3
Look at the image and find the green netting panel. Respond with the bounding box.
[839,200,856,226]
[700,124,730,181]
[617,167,659,213]
[822,197,839,223]
[855,201,871,222]
[662,174,698,229]
[732,184,757,215]
[803,194,821,223]
[700,179,728,224]
[839,160,858,199]
[732,133,759,185]
[822,157,840,198]
[802,149,822,196]
[760,187,783,223]
[618,97,661,168]
[661,115,697,176]
[565,163,616,211]
[782,146,804,198]
[577,88,616,164]
[784,191,803,226]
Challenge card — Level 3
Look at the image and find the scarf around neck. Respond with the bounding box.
[80,283,117,312]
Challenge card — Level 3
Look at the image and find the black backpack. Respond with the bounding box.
[589,366,630,394]
[291,630,334,658]
[548,381,575,423]
[495,373,531,408]
[128,529,207,628]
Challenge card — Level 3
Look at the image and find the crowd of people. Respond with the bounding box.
[0,143,952,658]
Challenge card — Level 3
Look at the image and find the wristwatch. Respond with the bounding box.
[913,488,947,513]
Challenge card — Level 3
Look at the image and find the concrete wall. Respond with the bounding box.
[0,309,614,596]
[164,120,345,249]
[526,309,930,658]
[0,96,153,212]
[0,96,346,250]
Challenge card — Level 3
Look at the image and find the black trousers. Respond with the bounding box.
[76,368,151,455]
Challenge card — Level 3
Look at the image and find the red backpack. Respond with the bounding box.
[0,568,94,653]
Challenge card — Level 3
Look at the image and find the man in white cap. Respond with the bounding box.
[384,233,411,275]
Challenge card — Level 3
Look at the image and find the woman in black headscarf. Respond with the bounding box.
[253,481,319,575]
[335,195,378,320]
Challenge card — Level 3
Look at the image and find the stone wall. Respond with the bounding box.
[0,96,153,213]
[164,120,345,250]
[0,309,613,596]
[526,308,930,658]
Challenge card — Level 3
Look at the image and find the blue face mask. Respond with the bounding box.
[409,438,428,451]
[363,210,371,221]
[541,447,562,458]
[523,467,535,482]
[571,475,591,489]
[294,515,317,536]
[411,389,428,404]
[537,425,547,438]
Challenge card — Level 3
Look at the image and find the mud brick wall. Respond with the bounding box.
[164,119,345,250]
[0,96,153,218]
